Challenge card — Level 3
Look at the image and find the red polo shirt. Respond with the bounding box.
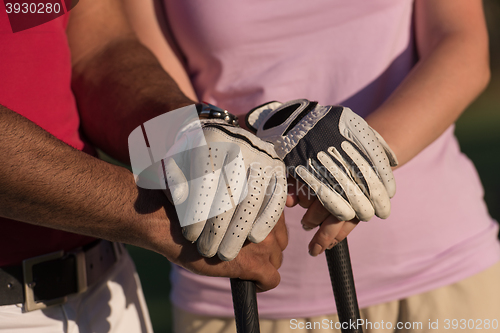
[0,8,96,266]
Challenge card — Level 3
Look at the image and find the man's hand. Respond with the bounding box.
[66,0,288,286]
[164,209,288,292]
[0,105,287,291]
[141,104,288,261]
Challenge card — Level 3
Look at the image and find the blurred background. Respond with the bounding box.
[124,1,500,332]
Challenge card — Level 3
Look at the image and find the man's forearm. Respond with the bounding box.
[0,105,174,254]
[0,105,287,289]
[71,37,194,163]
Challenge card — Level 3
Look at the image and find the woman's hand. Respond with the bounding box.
[286,177,359,257]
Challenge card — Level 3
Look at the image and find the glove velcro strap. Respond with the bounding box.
[282,109,373,196]
[203,123,281,161]
[245,101,283,133]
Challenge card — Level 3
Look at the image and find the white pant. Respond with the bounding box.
[0,247,153,333]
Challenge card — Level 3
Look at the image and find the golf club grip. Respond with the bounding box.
[230,278,260,333]
[325,238,363,333]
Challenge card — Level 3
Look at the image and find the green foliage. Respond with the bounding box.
[456,72,500,223]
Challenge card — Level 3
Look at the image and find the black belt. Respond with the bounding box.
[0,240,121,311]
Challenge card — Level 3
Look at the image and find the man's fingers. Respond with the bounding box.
[162,157,189,205]
[196,206,236,258]
[254,267,281,292]
[269,244,284,271]
[248,172,287,243]
[251,214,287,270]
[272,213,288,251]
[218,164,271,261]
[235,237,283,292]
[255,239,282,292]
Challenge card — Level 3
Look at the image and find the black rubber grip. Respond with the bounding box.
[325,239,364,333]
[230,278,260,333]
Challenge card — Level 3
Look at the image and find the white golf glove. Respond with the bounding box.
[246,99,398,222]
[161,104,287,261]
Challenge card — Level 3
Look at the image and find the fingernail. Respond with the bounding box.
[302,224,313,231]
[327,240,338,250]
[301,219,312,231]
[309,243,323,257]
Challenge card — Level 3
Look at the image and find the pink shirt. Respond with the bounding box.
[164,0,500,318]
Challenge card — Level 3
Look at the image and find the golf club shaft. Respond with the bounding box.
[230,278,260,333]
[325,238,363,333]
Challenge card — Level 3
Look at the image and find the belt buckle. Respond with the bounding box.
[68,247,88,295]
[22,249,88,312]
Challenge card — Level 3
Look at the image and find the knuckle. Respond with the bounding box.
[280,235,289,250]
[316,227,338,244]
[336,229,350,241]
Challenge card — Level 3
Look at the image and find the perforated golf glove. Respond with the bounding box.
[246,99,398,222]
[161,104,287,261]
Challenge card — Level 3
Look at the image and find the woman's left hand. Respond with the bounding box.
[286,177,359,257]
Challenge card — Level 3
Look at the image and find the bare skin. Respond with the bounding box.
[289,0,491,256]
[0,0,287,291]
